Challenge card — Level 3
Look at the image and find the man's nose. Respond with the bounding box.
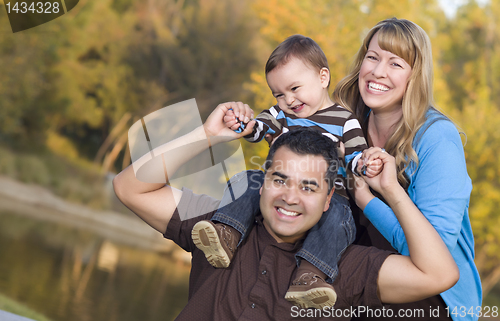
[281,186,299,205]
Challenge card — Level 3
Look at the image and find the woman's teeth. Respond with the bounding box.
[369,82,389,92]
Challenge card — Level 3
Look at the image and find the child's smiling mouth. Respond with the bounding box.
[291,103,305,113]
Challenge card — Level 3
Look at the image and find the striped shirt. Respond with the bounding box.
[245,104,367,196]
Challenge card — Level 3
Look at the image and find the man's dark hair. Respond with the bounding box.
[264,127,339,193]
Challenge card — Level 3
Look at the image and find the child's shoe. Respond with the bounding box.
[285,272,337,309]
[191,220,239,268]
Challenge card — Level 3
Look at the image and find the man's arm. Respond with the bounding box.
[113,102,255,233]
[356,150,460,303]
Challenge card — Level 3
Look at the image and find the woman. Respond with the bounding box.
[333,18,482,320]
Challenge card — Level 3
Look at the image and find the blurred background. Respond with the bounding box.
[0,0,499,320]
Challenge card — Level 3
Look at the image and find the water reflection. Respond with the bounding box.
[0,210,190,321]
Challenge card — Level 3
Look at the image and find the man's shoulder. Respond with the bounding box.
[334,245,394,309]
[175,187,221,221]
[164,187,220,251]
[336,245,394,288]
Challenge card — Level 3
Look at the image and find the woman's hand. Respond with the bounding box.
[351,173,375,210]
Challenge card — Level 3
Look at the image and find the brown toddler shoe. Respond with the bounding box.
[191,220,238,268]
[285,272,337,309]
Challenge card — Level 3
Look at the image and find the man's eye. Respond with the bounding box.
[302,186,315,192]
[274,179,285,185]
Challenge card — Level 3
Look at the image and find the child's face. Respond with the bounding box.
[266,57,331,118]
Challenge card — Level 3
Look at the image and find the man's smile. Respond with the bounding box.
[276,206,301,217]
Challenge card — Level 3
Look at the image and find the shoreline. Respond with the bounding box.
[0,175,174,253]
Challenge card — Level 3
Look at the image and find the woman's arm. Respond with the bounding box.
[365,151,459,303]
[357,121,471,255]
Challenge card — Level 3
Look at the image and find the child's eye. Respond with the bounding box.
[275,94,283,99]
[291,86,299,91]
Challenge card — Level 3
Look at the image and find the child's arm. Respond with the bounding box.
[239,105,285,143]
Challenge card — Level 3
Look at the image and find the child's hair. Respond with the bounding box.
[265,34,331,87]
[264,127,338,193]
[333,17,440,187]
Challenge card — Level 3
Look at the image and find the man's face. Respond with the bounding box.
[259,146,333,243]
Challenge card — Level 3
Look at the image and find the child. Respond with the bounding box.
[191,35,381,309]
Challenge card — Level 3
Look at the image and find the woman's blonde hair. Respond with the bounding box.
[333,17,436,187]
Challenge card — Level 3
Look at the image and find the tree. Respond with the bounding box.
[439,0,500,297]
[244,0,446,163]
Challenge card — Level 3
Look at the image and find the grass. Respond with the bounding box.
[0,293,53,321]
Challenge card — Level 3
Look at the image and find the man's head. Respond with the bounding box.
[259,128,339,243]
[265,35,333,118]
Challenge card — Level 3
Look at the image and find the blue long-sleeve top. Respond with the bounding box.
[363,109,482,320]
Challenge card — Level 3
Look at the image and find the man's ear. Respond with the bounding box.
[323,188,335,212]
[320,67,330,89]
[259,185,263,195]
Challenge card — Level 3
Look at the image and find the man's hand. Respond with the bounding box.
[221,102,255,133]
[204,102,256,144]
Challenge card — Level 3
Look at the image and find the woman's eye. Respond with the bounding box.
[366,55,377,61]
[392,62,403,68]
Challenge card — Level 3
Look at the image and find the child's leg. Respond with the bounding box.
[212,170,264,243]
[285,193,356,309]
[192,170,264,268]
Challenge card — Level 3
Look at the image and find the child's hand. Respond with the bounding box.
[223,102,254,133]
[223,109,238,130]
[355,148,384,178]
[364,157,383,178]
[264,133,281,146]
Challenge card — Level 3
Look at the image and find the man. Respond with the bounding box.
[113,102,459,320]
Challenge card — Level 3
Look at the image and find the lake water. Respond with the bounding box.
[0,209,190,321]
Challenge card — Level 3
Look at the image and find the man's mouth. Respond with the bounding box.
[276,207,300,217]
[368,82,389,92]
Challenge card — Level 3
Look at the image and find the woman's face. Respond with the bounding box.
[359,32,412,113]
